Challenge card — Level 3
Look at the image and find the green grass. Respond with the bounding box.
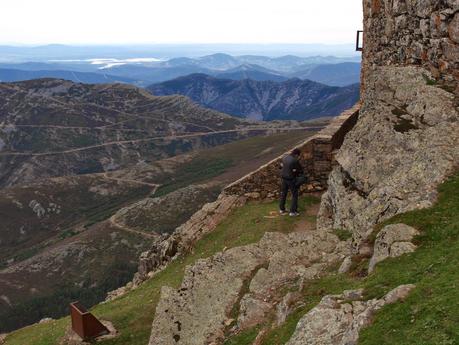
[7,172,457,345]
[223,327,260,345]
[4,195,319,345]
[332,228,353,241]
[224,173,459,345]
[153,157,233,197]
[358,173,459,345]
[423,74,437,86]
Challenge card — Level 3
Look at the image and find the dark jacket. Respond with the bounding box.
[280,154,304,180]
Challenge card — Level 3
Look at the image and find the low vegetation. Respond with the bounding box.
[6,172,457,345]
[4,196,320,345]
[223,172,459,345]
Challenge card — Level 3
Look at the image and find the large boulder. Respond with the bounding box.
[148,231,346,345]
[369,223,419,272]
[286,285,416,345]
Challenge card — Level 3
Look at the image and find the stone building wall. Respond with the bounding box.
[223,104,361,200]
[361,0,458,94]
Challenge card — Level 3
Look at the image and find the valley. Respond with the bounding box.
[0,78,313,188]
[0,103,319,332]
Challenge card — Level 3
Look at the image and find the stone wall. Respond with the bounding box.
[361,0,458,95]
[318,0,459,247]
[223,104,361,200]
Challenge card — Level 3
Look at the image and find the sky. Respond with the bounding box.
[0,0,363,45]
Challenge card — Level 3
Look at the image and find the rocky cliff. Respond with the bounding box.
[318,0,459,247]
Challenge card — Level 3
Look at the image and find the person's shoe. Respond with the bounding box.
[289,212,300,217]
[279,210,288,216]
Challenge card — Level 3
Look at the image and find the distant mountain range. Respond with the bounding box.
[0,68,137,84]
[0,53,361,87]
[148,74,360,121]
[293,62,362,86]
[0,44,361,62]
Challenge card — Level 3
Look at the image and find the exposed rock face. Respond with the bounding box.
[369,223,419,272]
[111,184,219,235]
[319,66,458,244]
[319,1,459,246]
[148,231,347,345]
[286,285,416,345]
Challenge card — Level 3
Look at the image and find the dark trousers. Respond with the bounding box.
[279,178,299,213]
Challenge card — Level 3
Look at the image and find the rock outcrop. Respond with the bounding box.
[111,184,219,235]
[133,194,246,286]
[148,231,347,345]
[286,285,416,345]
[318,0,459,247]
[369,223,419,273]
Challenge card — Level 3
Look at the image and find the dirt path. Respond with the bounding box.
[108,215,158,240]
[293,202,321,232]
[0,127,320,157]
[101,173,160,189]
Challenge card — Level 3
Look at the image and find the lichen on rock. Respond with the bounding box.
[286,285,416,345]
[369,223,419,272]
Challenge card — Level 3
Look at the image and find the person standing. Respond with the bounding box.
[279,148,304,216]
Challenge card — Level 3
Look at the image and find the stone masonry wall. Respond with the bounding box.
[361,0,459,95]
[223,104,360,200]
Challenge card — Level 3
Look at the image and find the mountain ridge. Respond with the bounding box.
[148,73,360,121]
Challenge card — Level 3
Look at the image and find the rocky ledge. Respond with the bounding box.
[286,285,416,345]
[148,230,349,345]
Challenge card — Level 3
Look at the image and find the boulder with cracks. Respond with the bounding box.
[148,230,348,345]
[318,66,459,247]
[286,285,416,345]
[369,223,419,273]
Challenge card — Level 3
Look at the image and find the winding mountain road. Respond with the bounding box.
[0,126,321,157]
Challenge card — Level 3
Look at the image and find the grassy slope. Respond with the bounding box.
[4,196,320,345]
[6,172,457,345]
[224,173,459,345]
[152,131,310,197]
[0,130,314,335]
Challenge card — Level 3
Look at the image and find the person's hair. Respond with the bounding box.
[291,148,301,156]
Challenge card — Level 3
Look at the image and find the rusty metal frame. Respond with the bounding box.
[70,301,109,340]
[356,30,364,51]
